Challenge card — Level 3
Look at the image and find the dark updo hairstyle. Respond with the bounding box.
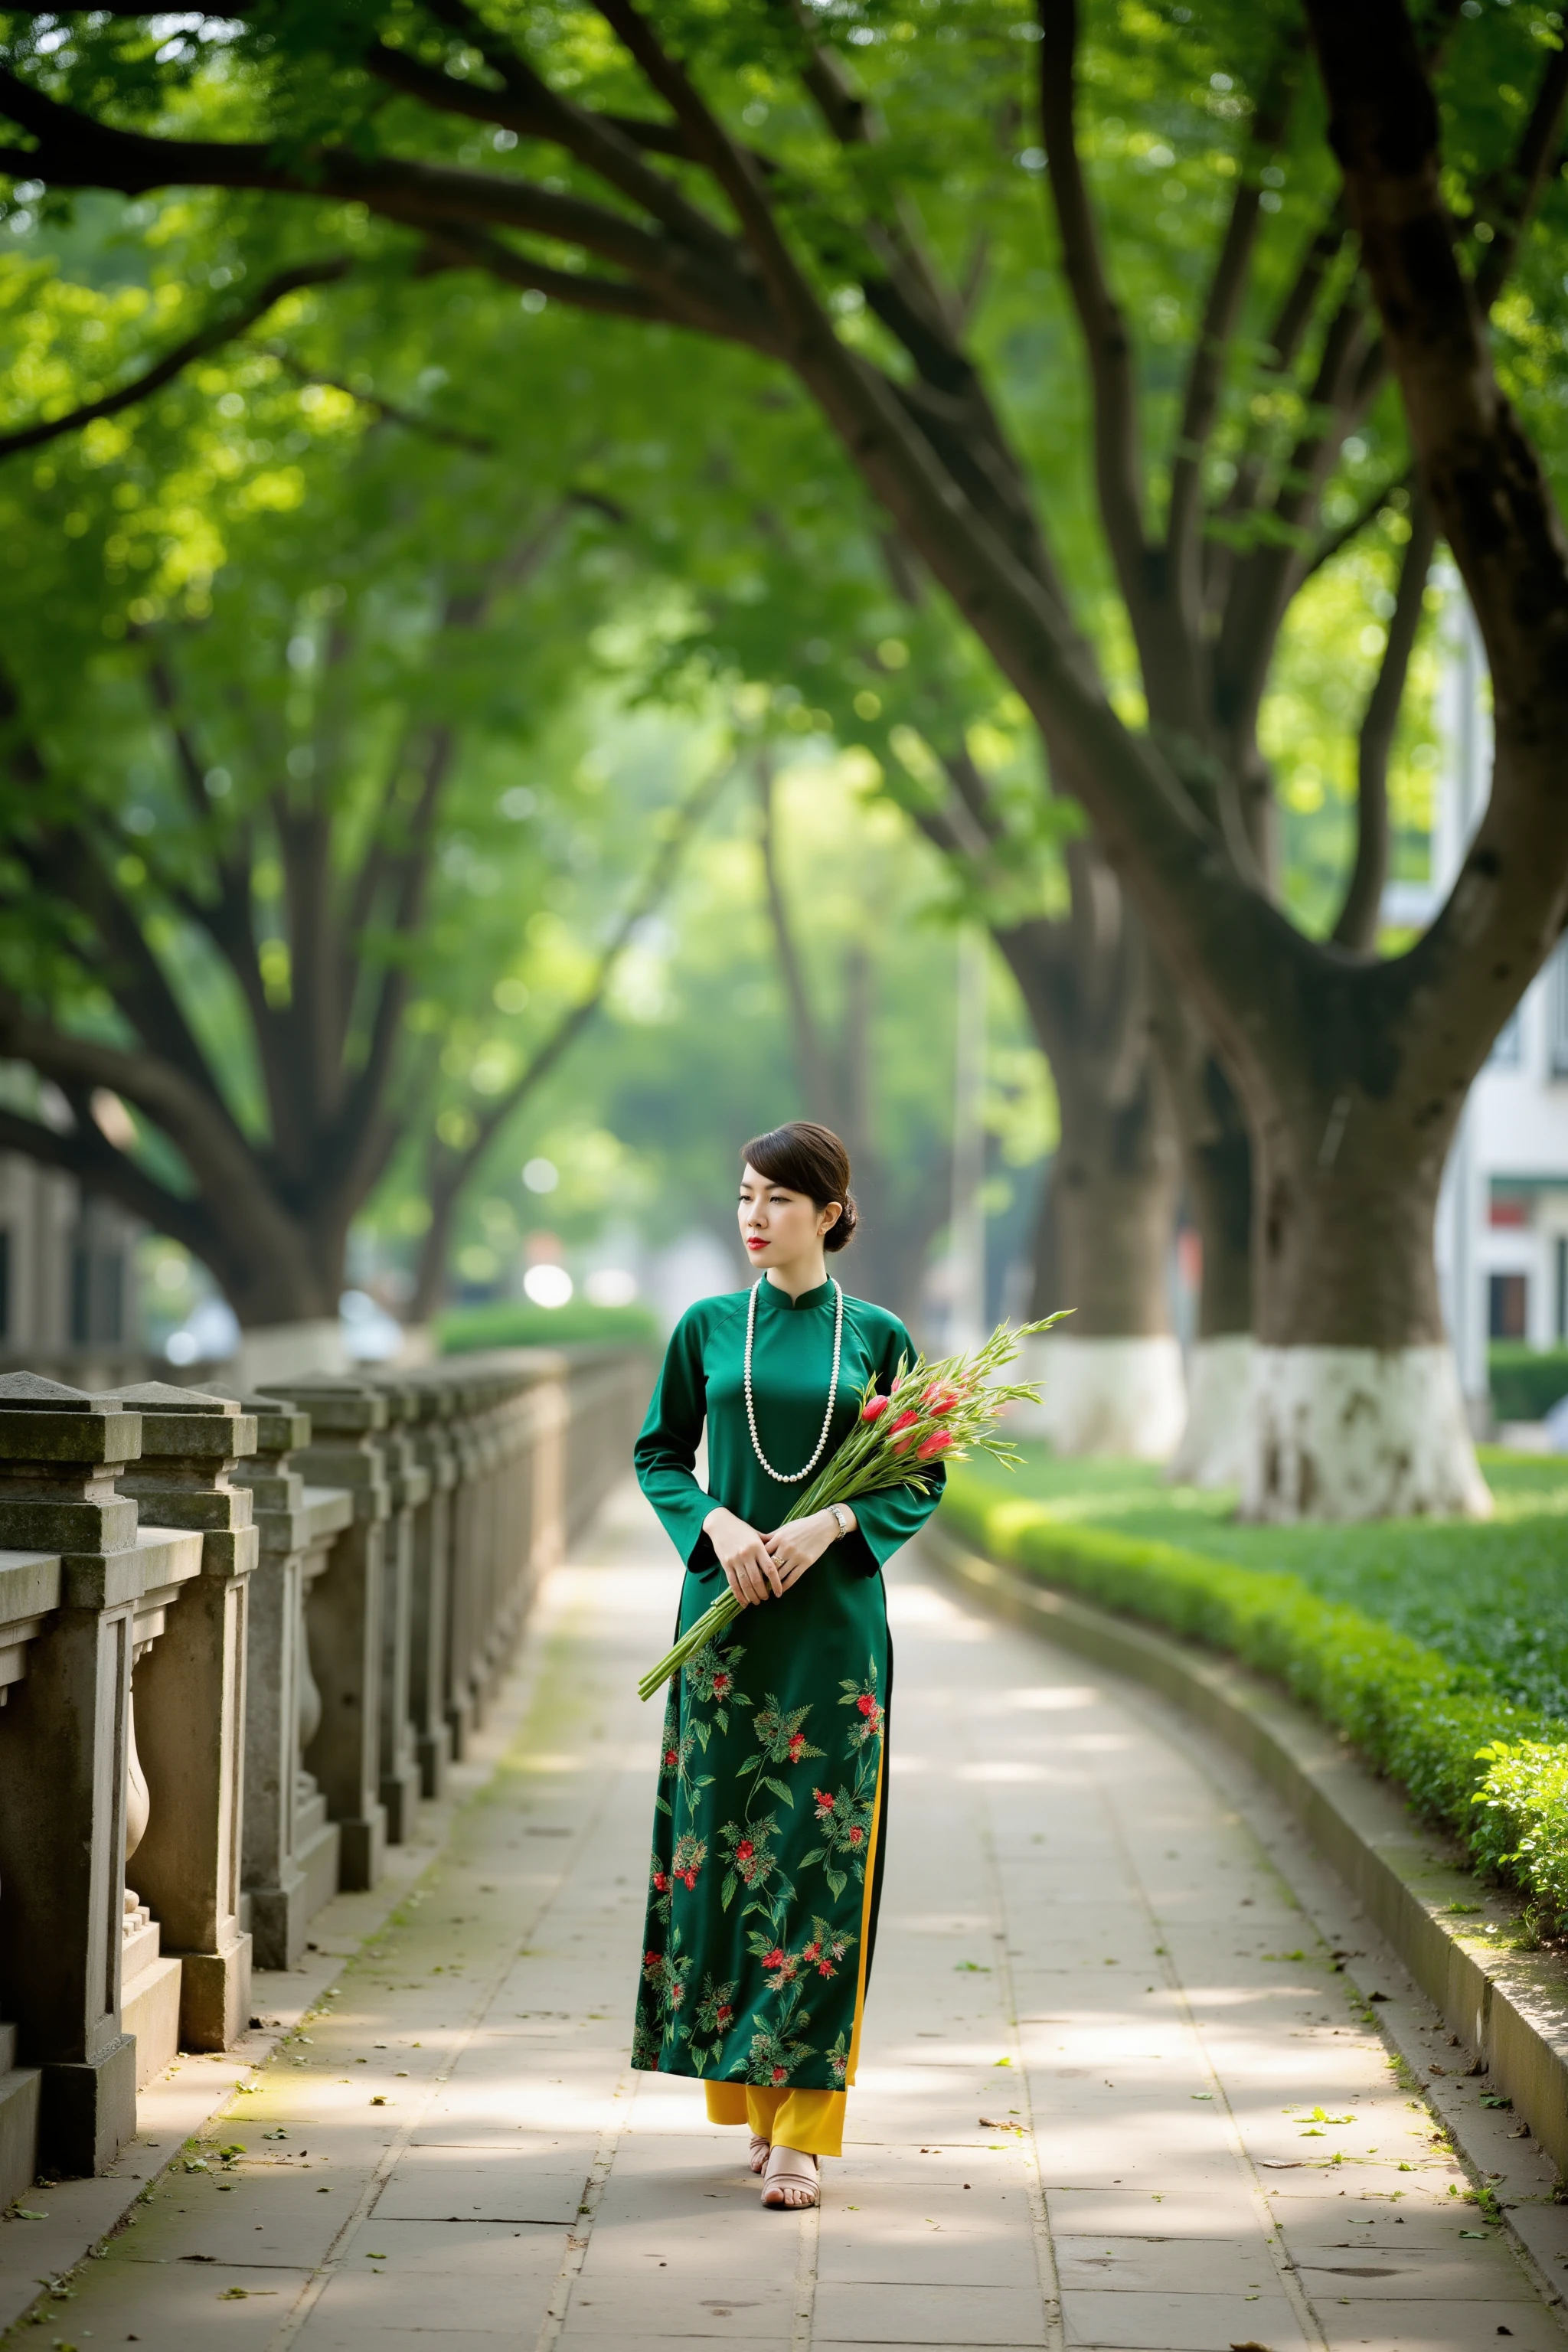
[741,1121,859,1253]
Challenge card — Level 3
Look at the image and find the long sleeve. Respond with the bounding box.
[837,1312,946,1576]
[633,1308,720,1575]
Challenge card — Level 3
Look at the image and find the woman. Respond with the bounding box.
[631,1121,945,2210]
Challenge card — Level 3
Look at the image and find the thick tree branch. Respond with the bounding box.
[1165,52,1299,624]
[0,256,351,460]
[1331,488,1438,952]
[1036,0,1149,613]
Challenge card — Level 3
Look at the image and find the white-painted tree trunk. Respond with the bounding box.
[1014,1333,1187,1461]
[233,1317,347,1392]
[1167,1334,1253,1489]
[1242,1343,1493,1521]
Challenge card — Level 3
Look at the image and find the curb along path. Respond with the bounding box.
[17,1488,1568,2351]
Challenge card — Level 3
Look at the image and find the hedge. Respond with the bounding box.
[437,1299,658,1352]
[1489,1344,1568,1425]
[939,1473,1568,1929]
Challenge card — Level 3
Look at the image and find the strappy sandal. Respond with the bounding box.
[760,2143,819,2210]
[748,2132,771,2174]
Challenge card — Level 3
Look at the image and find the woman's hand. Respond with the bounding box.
[763,1506,854,1593]
[703,1506,782,1607]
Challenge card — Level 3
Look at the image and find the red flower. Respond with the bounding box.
[663,1749,678,1769]
[645,1950,662,1966]
[770,2067,788,2086]
[717,2004,733,2026]
[680,1870,697,1889]
[737,1839,755,1860]
[787,1732,806,1760]
[817,1959,834,1976]
[763,1947,786,1969]
[916,1429,954,1462]
[856,1694,877,1716]
[921,1383,961,1414]
[887,1408,919,1433]
[652,1871,669,1893]
[861,1392,891,1422]
[669,1981,684,2005]
[711,1671,731,1695]
[848,1825,864,1844]
[803,1940,822,1961]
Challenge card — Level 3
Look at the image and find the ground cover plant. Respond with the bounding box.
[940,1447,1568,1930]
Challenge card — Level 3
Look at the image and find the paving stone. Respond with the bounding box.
[1060,2285,1311,2349]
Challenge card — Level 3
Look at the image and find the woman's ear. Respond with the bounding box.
[819,1200,843,1236]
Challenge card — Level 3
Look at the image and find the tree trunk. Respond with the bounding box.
[998,856,1185,1460]
[1152,991,1254,1487]
[1236,1046,1491,1521]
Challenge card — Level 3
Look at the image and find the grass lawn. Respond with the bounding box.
[952,1446,1568,1723]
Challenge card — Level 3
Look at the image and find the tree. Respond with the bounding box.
[1,0,1565,1508]
[0,314,686,1357]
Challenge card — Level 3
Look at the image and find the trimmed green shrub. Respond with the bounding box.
[940,1472,1568,1927]
[1489,1344,1568,1425]
[437,1299,658,1353]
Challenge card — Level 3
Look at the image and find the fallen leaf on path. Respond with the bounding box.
[978,2117,1025,2132]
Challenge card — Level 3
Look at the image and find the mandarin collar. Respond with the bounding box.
[759,1275,835,1314]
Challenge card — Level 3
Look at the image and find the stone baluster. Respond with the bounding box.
[528,1358,569,1604]
[221,1392,351,1968]
[273,1375,390,1891]
[361,1374,428,1843]
[399,1374,456,1800]
[112,1383,259,2053]
[443,1377,482,1759]
[0,1372,198,2174]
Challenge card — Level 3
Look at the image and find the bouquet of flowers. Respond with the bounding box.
[636,1311,1069,1702]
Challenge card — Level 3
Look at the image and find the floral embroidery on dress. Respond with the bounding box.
[684,1637,753,1745]
[655,1717,713,1820]
[739,1697,825,1810]
[684,1974,739,2071]
[746,1983,816,2086]
[841,1668,886,1747]
[826,2030,850,2087]
[802,1784,874,1900]
[642,1935,693,2045]
[717,1811,791,1920]
[746,1916,854,1991]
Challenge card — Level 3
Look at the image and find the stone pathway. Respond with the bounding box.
[18,1484,1568,2352]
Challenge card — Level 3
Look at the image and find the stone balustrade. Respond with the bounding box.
[0,1342,649,2204]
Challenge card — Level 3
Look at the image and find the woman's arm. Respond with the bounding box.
[632,1311,725,1573]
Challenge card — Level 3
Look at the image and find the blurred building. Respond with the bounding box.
[0,1152,145,1386]
[1413,587,1568,1416]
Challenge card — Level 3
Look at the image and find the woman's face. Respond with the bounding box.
[737,1163,841,1269]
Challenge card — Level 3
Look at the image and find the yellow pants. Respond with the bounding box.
[705,2080,845,2159]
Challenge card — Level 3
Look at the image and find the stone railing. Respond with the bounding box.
[0,1344,649,2202]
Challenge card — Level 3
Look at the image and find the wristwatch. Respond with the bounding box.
[828,1503,851,1540]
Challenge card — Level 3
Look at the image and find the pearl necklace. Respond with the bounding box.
[743,1275,844,1484]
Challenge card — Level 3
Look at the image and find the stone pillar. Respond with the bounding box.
[223,1392,350,1968]
[400,1374,456,1800]
[276,1376,390,1892]
[0,1544,60,2202]
[0,1372,169,2174]
[113,1383,259,2054]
